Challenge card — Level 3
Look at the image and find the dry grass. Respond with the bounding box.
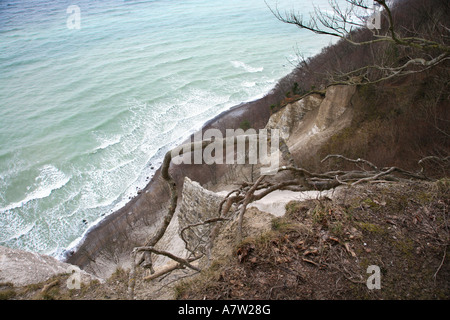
[175,180,449,300]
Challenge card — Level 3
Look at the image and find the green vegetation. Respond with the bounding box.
[239,119,251,131]
[0,283,16,300]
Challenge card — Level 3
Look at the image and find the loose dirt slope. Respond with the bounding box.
[175,180,449,300]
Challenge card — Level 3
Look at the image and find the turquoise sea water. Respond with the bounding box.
[0,0,336,258]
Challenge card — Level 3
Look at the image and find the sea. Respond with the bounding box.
[0,0,338,259]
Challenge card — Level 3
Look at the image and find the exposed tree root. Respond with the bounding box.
[126,131,446,298]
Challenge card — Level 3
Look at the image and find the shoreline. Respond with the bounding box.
[63,85,284,268]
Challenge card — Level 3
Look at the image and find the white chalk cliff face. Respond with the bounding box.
[266,93,324,140]
[178,177,225,253]
[266,85,356,162]
[0,245,100,287]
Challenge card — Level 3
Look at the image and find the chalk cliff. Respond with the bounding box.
[0,245,100,287]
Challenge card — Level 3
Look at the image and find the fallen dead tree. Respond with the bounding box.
[127,135,448,298]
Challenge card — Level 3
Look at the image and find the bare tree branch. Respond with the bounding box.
[267,0,450,86]
[322,154,379,171]
[133,246,201,272]
[237,175,265,243]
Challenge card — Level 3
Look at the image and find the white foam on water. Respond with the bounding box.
[1,221,36,243]
[242,81,256,88]
[231,60,264,73]
[93,134,122,152]
[0,165,71,213]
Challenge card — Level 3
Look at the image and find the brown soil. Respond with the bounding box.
[174,180,450,300]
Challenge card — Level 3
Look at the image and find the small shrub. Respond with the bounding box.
[292,82,300,95]
[239,119,251,131]
[0,289,16,300]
